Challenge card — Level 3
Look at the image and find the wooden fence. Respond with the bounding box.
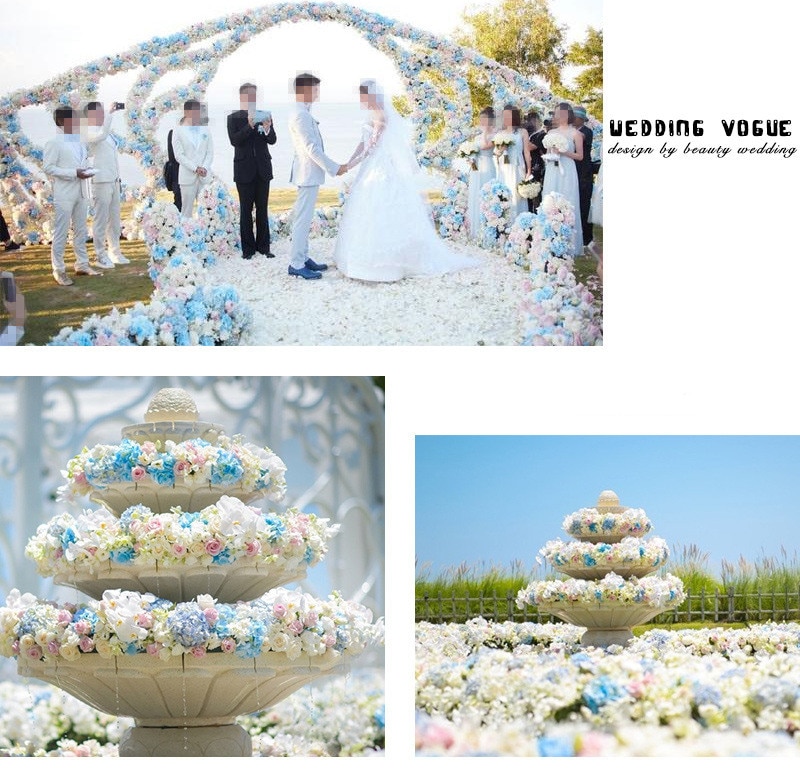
[415,586,800,625]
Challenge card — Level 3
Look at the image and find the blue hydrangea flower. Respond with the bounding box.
[167,603,211,648]
[110,547,135,564]
[210,450,244,484]
[582,675,625,713]
[537,736,575,756]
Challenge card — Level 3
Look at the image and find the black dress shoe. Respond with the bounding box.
[266,252,276,258]
[242,252,255,260]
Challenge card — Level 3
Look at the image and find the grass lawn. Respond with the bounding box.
[2,190,603,345]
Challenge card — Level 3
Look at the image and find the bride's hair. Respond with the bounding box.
[359,79,385,107]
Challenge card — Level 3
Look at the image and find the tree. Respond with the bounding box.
[564,27,603,119]
[455,0,567,114]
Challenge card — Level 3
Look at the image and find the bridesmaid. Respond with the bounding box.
[542,102,584,255]
[498,105,531,218]
[467,107,497,240]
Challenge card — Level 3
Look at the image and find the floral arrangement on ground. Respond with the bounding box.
[415,618,800,756]
[0,669,383,756]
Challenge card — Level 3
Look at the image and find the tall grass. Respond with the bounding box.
[416,546,800,624]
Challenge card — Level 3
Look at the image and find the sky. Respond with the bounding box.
[415,436,800,577]
[0,0,602,102]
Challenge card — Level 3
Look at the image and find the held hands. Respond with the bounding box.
[336,164,348,176]
[196,167,208,177]
[76,169,92,179]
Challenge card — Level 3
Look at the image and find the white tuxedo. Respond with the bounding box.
[43,134,90,273]
[288,102,339,269]
[85,115,122,262]
[172,125,214,217]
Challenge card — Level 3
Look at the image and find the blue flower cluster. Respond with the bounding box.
[167,603,212,647]
[582,675,625,714]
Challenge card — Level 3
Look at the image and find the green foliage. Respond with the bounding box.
[563,27,603,118]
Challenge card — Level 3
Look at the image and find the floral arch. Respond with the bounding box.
[0,1,600,243]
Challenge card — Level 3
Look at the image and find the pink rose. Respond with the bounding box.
[303,612,318,627]
[146,518,162,533]
[203,608,219,625]
[173,460,190,477]
[47,641,60,655]
[288,620,304,635]
[245,540,260,557]
[323,634,336,648]
[136,612,153,629]
[79,637,94,653]
[141,442,156,455]
[74,621,91,636]
[272,603,286,619]
[146,643,161,656]
[132,466,147,482]
[220,638,236,654]
[172,543,186,556]
[205,539,223,556]
[190,646,206,658]
[88,547,97,555]
[74,471,87,485]
[54,548,63,559]
[26,645,43,660]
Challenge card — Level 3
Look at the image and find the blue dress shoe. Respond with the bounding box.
[288,265,322,280]
[305,258,329,272]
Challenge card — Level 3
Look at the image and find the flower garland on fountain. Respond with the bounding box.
[0,387,383,758]
[517,490,685,647]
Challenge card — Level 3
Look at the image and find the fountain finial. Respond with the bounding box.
[144,387,199,424]
[596,489,624,514]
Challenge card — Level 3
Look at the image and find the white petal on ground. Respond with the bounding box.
[204,237,526,345]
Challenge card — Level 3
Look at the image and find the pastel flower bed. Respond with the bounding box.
[59,436,287,503]
[0,587,383,662]
[0,669,384,756]
[415,619,800,756]
[517,572,686,608]
[479,181,512,248]
[538,537,669,573]
[25,496,333,575]
[563,508,652,540]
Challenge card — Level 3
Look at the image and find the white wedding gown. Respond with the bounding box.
[334,105,481,282]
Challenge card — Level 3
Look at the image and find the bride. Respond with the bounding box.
[333,80,481,282]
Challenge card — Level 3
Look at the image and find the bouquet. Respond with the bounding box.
[542,131,569,168]
[517,176,542,200]
[457,139,481,171]
[492,131,516,164]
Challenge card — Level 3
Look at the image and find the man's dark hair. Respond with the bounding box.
[184,100,202,112]
[53,107,75,127]
[294,72,321,91]
[524,110,540,123]
[239,83,257,94]
[83,101,102,115]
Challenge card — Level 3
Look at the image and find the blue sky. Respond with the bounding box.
[415,436,800,577]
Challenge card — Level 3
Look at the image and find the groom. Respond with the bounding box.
[287,72,346,279]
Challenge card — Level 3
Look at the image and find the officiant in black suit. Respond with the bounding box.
[227,83,277,260]
[574,105,594,249]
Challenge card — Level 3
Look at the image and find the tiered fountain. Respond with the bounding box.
[0,388,382,756]
[517,490,685,647]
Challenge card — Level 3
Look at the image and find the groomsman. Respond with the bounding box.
[573,105,594,250]
[84,102,130,267]
[43,108,100,286]
[227,83,277,260]
[172,100,214,218]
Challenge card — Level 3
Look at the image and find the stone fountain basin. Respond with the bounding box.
[536,601,674,631]
[89,480,264,517]
[18,650,351,727]
[54,559,307,604]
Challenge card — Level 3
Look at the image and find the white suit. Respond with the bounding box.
[85,115,123,263]
[43,134,91,274]
[172,125,214,217]
[288,102,339,269]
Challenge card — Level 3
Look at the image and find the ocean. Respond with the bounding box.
[16,102,442,192]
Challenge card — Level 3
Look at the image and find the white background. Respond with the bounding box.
[4,0,800,766]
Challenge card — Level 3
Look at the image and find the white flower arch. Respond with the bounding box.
[0,2,599,244]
